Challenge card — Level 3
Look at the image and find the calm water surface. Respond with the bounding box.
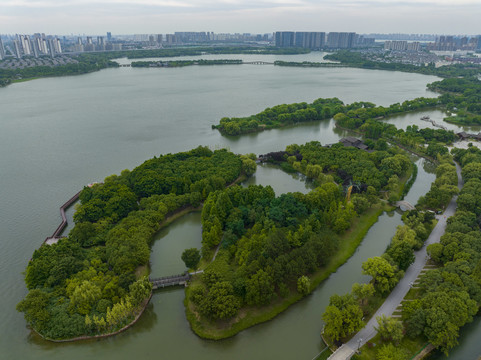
[1,55,477,359]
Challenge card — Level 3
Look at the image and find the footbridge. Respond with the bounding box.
[150,273,191,290]
[395,200,415,211]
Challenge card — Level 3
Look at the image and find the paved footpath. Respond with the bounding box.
[328,163,463,360]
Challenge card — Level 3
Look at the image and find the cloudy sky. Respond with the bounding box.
[2,0,480,35]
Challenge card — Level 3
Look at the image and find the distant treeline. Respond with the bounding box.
[131,59,243,68]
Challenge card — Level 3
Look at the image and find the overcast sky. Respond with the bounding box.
[2,0,480,36]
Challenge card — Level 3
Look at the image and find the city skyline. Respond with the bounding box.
[1,0,481,35]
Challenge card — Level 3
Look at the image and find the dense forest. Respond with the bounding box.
[17,147,252,340]
[324,50,481,78]
[185,144,412,334]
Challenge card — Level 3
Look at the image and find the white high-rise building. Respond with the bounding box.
[13,40,22,58]
[53,38,62,54]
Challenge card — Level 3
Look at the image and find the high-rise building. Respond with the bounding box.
[107,32,112,41]
[327,32,356,49]
[53,38,62,54]
[13,40,22,58]
[293,32,325,49]
[48,39,56,57]
[0,37,5,60]
[19,35,32,56]
[165,34,176,44]
[157,34,163,45]
[275,32,295,47]
[31,38,39,58]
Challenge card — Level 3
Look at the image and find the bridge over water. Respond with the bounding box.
[150,273,191,289]
[395,200,415,211]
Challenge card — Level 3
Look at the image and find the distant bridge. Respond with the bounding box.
[395,200,415,211]
[150,273,191,290]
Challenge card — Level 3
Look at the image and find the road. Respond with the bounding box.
[328,162,463,360]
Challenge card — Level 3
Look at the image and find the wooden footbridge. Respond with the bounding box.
[44,190,81,245]
[150,273,191,290]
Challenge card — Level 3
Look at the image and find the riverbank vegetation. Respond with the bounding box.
[322,208,436,349]
[185,144,413,338]
[17,147,250,340]
[329,146,481,358]
[417,154,458,211]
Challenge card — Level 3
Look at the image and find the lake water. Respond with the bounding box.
[1,53,478,359]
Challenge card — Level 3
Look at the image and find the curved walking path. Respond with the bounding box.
[328,162,463,360]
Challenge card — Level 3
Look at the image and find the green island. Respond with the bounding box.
[185,142,412,339]
[131,59,243,68]
[16,147,253,340]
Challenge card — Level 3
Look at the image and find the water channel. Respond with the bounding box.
[0,52,479,359]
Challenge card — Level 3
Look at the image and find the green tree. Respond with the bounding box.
[203,281,240,319]
[362,257,399,294]
[322,293,364,341]
[375,314,404,344]
[297,275,311,295]
[387,241,415,271]
[246,269,275,306]
[181,248,201,270]
[16,289,51,332]
[351,283,375,306]
[69,280,102,315]
[128,277,152,306]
